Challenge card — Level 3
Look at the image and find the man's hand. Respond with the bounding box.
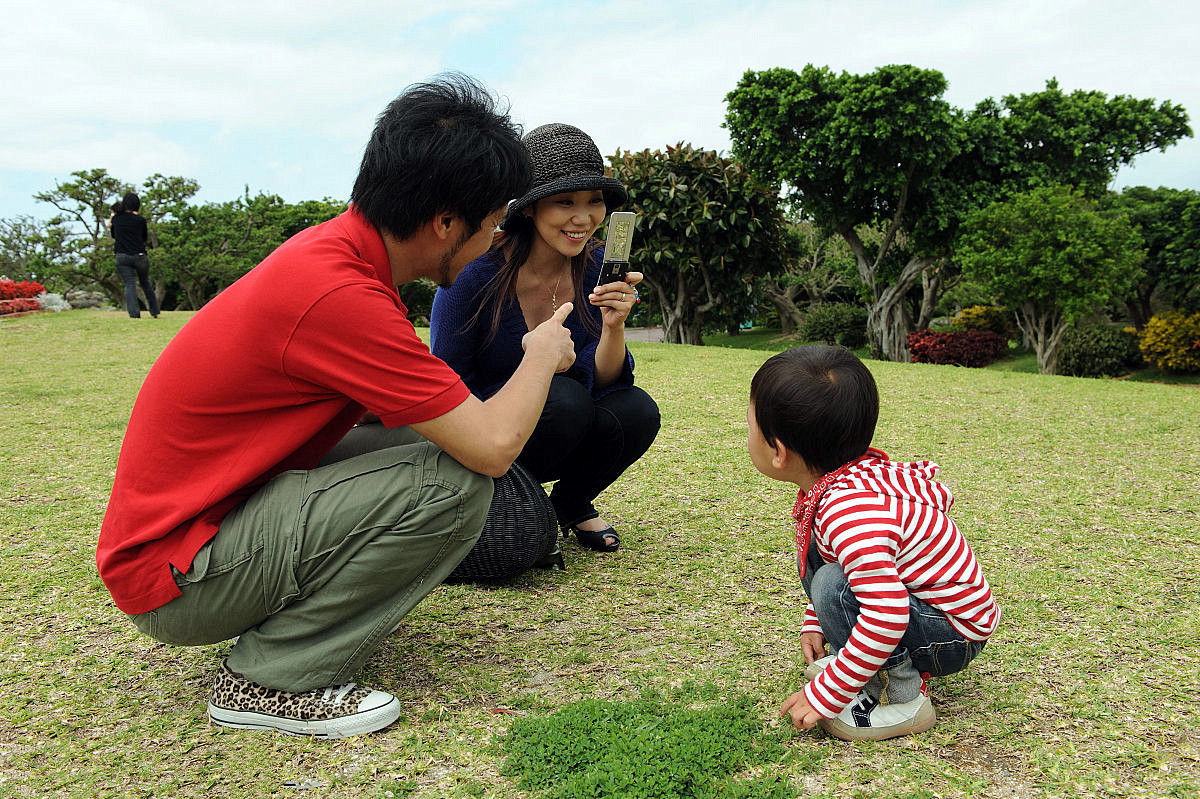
[521,302,576,373]
[801,631,827,665]
[780,688,823,731]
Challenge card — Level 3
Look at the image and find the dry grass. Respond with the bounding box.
[2,310,1198,798]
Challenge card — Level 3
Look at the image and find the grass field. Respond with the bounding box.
[2,310,1198,798]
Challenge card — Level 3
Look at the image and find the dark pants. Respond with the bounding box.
[516,376,660,528]
[115,252,159,318]
[800,544,985,703]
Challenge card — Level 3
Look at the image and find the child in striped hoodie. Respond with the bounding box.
[748,346,1000,741]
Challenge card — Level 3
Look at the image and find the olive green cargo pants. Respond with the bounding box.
[130,427,491,691]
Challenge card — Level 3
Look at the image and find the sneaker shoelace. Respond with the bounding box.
[317,683,357,706]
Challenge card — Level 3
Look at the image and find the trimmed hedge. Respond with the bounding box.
[1058,325,1143,378]
[949,304,1014,339]
[800,302,867,349]
[907,329,1007,367]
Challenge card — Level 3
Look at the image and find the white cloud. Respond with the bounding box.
[2,0,1197,218]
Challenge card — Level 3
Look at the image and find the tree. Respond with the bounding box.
[725,65,1191,361]
[609,144,784,345]
[153,192,342,309]
[956,185,1143,375]
[32,169,198,304]
[1102,186,1200,326]
[757,218,861,336]
[0,216,67,284]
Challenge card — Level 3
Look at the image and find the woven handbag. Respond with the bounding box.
[446,461,562,582]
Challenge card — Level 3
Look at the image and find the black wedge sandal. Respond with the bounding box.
[564,523,620,552]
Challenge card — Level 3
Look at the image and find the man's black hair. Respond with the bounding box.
[351,73,531,241]
[122,192,141,212]
[750,345,879,475]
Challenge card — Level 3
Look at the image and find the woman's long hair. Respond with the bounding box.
[464,212,601,345]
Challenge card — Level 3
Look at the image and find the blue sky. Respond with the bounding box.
[3,0,1198,220]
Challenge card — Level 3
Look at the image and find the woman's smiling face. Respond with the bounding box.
[527,190,606,258]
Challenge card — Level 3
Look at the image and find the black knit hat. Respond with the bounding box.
[501,123,627,230]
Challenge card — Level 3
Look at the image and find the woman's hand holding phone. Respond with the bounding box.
[590,271,642,329]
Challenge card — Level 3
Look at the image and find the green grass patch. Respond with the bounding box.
[701,328,797,351]
[501,687,796,798]
[3,310,1200,798]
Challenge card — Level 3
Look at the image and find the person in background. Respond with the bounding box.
[110,191,160,319]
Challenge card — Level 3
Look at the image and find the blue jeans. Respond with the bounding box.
[115,252,159,318]
[801,546,986,703]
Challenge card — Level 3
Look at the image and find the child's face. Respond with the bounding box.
[746,401,781,480]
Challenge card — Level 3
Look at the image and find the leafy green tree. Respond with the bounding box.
[956,185,1144,374]
[757,218,861,336]
[32,169,198,304]
[725,65,1190,361]
[609,144,784,345]
[153,192,342,309]
[1102,186,1200,326]
[0,216,69,285]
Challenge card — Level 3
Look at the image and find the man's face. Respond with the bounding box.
[436,206,507,288]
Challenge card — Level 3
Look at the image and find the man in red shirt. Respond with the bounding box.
[97,75,577,738]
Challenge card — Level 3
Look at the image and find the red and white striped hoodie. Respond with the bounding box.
[796,448,1000,718]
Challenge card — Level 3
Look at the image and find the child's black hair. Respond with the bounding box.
[750,345,879,475]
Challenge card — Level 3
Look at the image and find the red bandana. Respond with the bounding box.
[792,448,887,577]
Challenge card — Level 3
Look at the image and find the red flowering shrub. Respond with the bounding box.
[0,297,43,314]
[0,279,45,301]
[907,329,1007,367]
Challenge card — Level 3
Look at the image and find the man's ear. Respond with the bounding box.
[428,213,456,242]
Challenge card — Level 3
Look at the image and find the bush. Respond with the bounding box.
[0,279,45,301]
[397,277,437,324]
[0,298,42,315]
[37,292,72,313]
[1138,311,1200,373]
[1058,325,1142,378]
[949,304,1014,339]
[800,302,867,348]
[907,329,1007,367]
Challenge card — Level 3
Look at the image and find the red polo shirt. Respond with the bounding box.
[97,209,470,614]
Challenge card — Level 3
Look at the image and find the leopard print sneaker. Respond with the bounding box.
[207,660,401,738]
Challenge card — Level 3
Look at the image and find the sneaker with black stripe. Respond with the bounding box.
[207,660,401,738]
[819,682,936,741]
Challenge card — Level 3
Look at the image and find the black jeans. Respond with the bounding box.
[115,252,159,318]
[516,376,660,528]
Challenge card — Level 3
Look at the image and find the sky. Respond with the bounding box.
[3,0,1199,220]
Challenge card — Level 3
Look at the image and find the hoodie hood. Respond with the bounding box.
[792,448,954,577]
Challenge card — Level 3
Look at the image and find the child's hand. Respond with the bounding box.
[780,689,823,731]
[801,632,827,664]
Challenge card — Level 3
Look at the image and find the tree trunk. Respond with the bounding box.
[917,264,944,331]
[865,256,931,362]
[1124,285,1153,330]
[763,283,802,336]
[1015,302,1069,375]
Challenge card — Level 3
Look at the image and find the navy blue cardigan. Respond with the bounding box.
[430,246,635,400]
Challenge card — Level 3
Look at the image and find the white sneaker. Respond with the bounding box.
[805,654,836,681]
[819,684,935,741]
[207,661,401,739]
